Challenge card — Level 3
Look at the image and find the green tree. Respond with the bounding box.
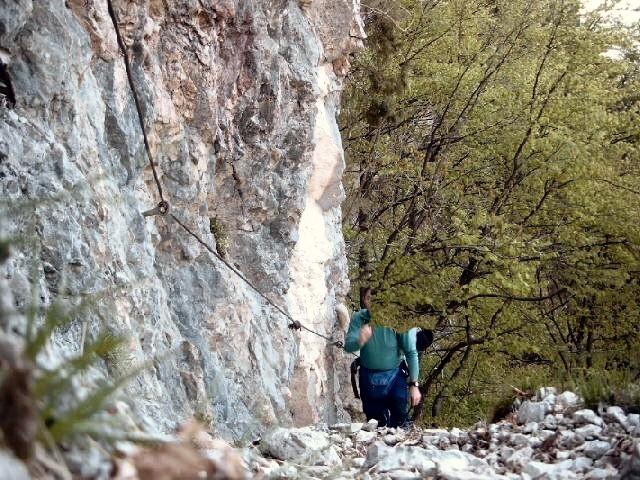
[341,0,640,425]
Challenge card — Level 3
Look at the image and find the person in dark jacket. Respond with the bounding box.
[344,287,433,427]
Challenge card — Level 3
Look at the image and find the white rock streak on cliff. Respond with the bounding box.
[288,63,348,425]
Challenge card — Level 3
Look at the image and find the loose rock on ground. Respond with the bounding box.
[243,387,640,479]
[3,388,639,479]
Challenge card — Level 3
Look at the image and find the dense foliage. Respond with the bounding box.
[340,0,640,426]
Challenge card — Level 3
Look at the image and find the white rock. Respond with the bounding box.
[509,433,531,448]
[476,449,489,458]
[368,442,498,477]
[499,446,515,461]
[306,465,332,476]
[325,446,343,466]
[423,428,450,436]
[438,466,505,480]
[389,471,421,480]
[558,430,586,449]
[603,406,627,426]
[0,451,30,480]
[363,441,392,468]
[619,439,640,478]
[542,414,559,429]
[362,419,379,432]
[522,460,554,477]
[423,430,450,446]
[366,443,437,474]
[331,423,351,432]
[574,409,605,427]
[537,386,558,400]
[437,436,451,449]
[484,450,501,467]
[384,434,401,445]
[557,391,581,410]
[430,449,493,473]
[449,428,465,443]
[262,427,336,465]
[332,422,363,434]
[584,466,618,479]
[518,401,548,423]
[461,443,475,453]
[505,474,526,480]
[542,394,558,412]
[582,440,612,459]
[504,446,534,470]
[523,459,577,480]
[538,429,557,441]
[575,423,602,439]
[355,430,378,444]
[574,456,594,472]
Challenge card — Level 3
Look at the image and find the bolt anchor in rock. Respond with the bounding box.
[142,201,170,217]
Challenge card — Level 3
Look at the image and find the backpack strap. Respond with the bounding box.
[396,331,409,375]
[350,357,361,399]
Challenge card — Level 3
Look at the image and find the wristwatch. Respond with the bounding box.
[408,380,420,387]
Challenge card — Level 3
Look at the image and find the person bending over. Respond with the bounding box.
[345,287,433,427]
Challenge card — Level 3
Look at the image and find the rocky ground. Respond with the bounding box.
[244,388,640,480]
[2,387,640,479]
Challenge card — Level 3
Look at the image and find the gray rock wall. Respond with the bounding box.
[0,0,363,441]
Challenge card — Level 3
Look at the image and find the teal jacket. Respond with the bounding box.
[345,308,420,381]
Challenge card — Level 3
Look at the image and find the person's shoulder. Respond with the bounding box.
[399,328,419,348]
[397,327,419,337]
[352,308,371,322]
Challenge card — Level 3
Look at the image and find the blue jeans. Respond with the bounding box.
[359,366,408,427]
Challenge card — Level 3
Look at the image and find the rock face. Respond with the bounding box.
[0,0,364,441]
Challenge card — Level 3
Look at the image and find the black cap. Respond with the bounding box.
[416,329,433,352]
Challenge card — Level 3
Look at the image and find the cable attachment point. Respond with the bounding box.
[142,200,170,217]
[288,321,302,330]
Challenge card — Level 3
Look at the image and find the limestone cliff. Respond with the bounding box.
[0,0,364,441]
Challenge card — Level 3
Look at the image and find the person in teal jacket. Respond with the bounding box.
[345,287,433,427]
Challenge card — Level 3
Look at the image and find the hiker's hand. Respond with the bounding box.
[359,324,373,347]
[409,385,422,406]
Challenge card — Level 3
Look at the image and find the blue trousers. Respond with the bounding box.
[359,366,408,427]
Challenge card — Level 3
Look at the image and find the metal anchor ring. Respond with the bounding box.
[142,200,170,217]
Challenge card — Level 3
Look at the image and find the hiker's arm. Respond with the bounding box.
[407,349,421,407]
[402,330,422,406]
[344,309,371,352]
[402,330,420,382]
[409,382,421,406]
[406,348,419,383]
